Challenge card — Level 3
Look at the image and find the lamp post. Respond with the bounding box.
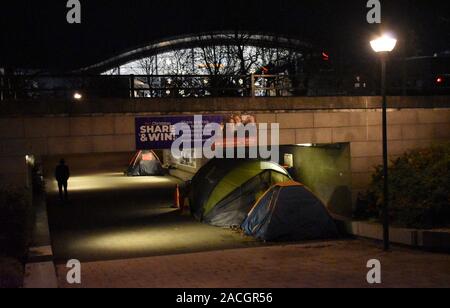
[370,34,397,251]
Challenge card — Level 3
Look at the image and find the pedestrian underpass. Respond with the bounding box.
[43,153,262,263]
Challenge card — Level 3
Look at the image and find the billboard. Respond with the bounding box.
[135,114,256,150]
[136,115,222,150]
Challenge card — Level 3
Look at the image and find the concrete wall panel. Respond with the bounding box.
[387,109,418,125]
[351,142,383,158]
[91,116,115,135]
[314,112,350,128]
[70,117,92,136]
[0,118,25,139]
[279,129,296,145]
[332,127,367,143]
[296,128,332,144]
[434,124,450,139]
[24,117,70,138]
[92,135,115,153]
[113,135,135,152]
[47,136,93,155]
[402,124,435,140]
[351,156,383,173]
[417,109,450,124]
[367,125,403,141]
[255,113,277,124]
[114,116,135,135]
[277,113,314,129]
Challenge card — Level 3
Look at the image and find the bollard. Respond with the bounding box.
[172,184,180,209]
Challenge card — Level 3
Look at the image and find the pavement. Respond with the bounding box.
[57,239,450,288]
[45,157,450,288]
[46,168,261,263]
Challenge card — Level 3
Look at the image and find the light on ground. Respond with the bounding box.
[55,172,174,193]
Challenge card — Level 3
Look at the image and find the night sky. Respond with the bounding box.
[1,0,449,71]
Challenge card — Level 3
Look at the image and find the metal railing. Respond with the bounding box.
[0,74,310,101]
[1,73,448,101]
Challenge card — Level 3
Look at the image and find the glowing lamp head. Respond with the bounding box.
[370,34,398,53]
[436,76,444,84]
[73,92,83,100]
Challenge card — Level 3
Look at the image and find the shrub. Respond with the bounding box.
[0,188,34,260]
[356,143,450,229]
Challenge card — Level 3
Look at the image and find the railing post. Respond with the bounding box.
[130,74,135,98]
[0,75,3,101]
[147,75,152,98]
[12,76,17,100]
[250,74,256,97]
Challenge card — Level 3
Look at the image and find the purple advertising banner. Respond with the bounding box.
[135,115,224,150]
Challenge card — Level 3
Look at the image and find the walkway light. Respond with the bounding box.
[370,34,397,53]
[73,92,83,100]
[370,33,397,252]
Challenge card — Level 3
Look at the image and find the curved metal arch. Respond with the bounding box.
[76,31,314,74]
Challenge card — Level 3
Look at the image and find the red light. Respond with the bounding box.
[322,52,329,61]
[436,77,444,84]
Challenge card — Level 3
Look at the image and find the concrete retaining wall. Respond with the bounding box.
[337,218,450,252]
[1,97,449,215]
[255,108,450,208]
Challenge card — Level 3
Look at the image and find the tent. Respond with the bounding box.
[126,150,164,176]
[190,159,292,227]
[242,181,338,241]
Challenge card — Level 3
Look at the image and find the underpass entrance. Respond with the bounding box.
[279,144,353,217]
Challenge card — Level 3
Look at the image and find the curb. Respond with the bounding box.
[24,246,58,289]
[23,195,59,288]
[334,217,450,252]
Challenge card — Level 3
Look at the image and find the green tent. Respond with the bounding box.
[190,159,292,227]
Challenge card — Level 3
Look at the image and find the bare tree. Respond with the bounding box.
[137,57,157,75]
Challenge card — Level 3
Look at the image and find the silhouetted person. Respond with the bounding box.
[55,159,70,202]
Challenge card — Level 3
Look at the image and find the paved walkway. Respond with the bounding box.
[57,239,450,288]
[46,168,260,263]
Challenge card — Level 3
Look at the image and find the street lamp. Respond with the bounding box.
[370,33,397,251]
[73,92,83,100]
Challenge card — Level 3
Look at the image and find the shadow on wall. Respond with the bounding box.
[279,144,353,217]
[328,186,353,217]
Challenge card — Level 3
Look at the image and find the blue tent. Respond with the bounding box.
[242,181,338,242]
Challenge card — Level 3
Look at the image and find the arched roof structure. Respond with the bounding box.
[76,31,313,73]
